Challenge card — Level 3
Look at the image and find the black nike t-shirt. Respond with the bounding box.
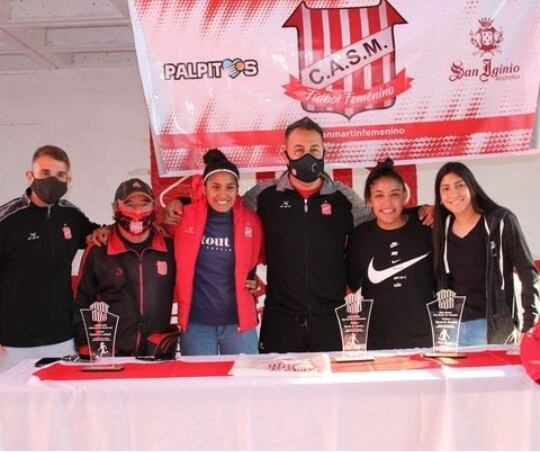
[447,217,487,321]
[347,215,435,350]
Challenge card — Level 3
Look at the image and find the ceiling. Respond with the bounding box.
[0,0,136,72]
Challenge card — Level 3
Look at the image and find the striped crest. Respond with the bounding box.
[283,1,408,118]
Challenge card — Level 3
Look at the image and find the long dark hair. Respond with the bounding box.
[364,158,407,202]
[433,162,499,275]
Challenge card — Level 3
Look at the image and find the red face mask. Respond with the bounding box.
[114,207,155,235]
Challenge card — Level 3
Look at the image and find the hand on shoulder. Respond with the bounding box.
[86,226,111,247]
[163,199,184,226]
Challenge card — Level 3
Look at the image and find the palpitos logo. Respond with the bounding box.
[283,1,412,119]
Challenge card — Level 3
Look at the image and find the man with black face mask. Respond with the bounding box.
[241,117,373,352]
[0,145,98,372]
[73,179,176,357]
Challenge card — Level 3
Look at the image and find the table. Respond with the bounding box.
[0,348,539,450]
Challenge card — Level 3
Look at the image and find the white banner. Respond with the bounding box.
[130,0,540,176]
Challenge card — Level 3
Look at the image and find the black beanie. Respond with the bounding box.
[202,149,240,182]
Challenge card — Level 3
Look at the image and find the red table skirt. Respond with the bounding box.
[33,350,522,381]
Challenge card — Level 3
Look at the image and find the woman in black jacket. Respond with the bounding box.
[433,162,539,345]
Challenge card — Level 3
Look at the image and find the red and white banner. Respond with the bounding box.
[130,0,540,177]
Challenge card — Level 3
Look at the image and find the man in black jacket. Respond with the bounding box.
[0,145,98,372]
[74,178,176,356]
[242,118,371,352]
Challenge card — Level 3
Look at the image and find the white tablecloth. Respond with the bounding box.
[0,349,539,450]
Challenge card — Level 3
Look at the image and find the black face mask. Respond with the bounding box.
[30,176,68,205]
[287,153,325,183]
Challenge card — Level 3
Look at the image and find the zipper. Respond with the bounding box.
[303,196,311,320]
[130,249,146,352]
[47,206,55,258]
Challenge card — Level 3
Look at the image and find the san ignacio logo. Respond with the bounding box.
[282,1,412,119]
[449,17,520,83]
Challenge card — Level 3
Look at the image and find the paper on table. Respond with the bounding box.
[229,353,331,376]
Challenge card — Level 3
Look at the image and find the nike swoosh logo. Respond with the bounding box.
[367,252,430,284]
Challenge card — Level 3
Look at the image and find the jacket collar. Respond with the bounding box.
[482,207,507,233]
[275,171,336,195]
[23,187,67,210]
[24,188,49,210]
[107,225,167,255]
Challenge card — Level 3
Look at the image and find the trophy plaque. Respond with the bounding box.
[335,291,374,362]
[425,291,466,358]
[80,301,124,371]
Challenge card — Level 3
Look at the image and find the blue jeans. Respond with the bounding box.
[459,319,488,346]
[180,323,258,356]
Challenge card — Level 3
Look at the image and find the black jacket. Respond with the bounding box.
[243,172,370,317]
[74,226,176,355]
[0,190,96,346]
[436,207,539,343]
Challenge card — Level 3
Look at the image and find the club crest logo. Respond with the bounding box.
[90,301,110,322]
[283,1,412,119]
[470,18,503,56]
[156,260,168,276]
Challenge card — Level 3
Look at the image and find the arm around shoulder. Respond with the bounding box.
[335,182,372,227]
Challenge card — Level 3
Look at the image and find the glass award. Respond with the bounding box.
[425,291,466,358]
[80,301,124,371]
[506,329,521,356]
[334,291,374,362]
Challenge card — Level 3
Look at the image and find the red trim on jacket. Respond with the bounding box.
[107,225,168,255]
[174,176,264,332]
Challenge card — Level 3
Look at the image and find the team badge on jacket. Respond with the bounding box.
[156,261,168,276]
[62,224,72,240]
[321,201,332,216]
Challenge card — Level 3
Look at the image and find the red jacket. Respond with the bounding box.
[174,176,263,332]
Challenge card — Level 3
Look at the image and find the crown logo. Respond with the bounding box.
[470,17,503,56]
[478,17,493,28]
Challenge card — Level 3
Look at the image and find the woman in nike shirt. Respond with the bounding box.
[433,162,538,346]
[347,159,434,350]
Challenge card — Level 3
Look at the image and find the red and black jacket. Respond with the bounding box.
[73,226,176,355]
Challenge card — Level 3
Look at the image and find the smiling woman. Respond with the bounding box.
[432,162,540,346]
[172,149,264,356]
[347,158,435,350]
